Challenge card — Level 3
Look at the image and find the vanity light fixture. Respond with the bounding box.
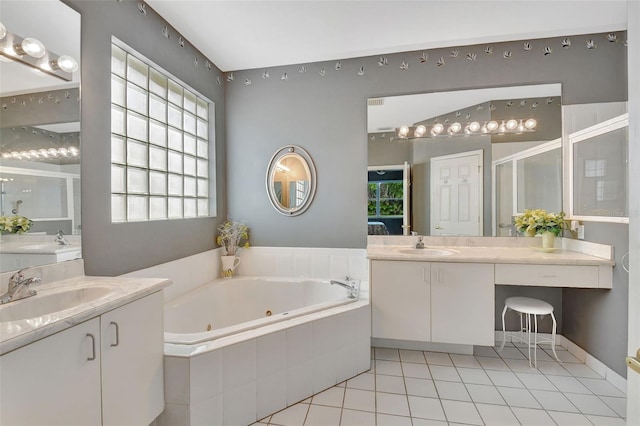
[1,146,80,161]
[0,23,78,81]
[396,117,537,140]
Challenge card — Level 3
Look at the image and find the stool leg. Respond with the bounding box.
[499,305,508,351]
[526,313,533,368]
[533,314,538,368]
[550,312,560,362]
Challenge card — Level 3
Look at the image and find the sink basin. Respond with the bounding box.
[0,286,114,323]
[20,244,64,250]
[398,248,458,256]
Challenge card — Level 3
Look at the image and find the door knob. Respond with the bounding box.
[627,348,640,374]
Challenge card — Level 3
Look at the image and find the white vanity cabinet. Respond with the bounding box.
[371,260,431,341]
[0,317,102,426]
[0,291,164,426]
[430,263,494,345]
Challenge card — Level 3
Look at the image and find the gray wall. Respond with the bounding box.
[226,32,627,374]
[368,133,410,167]
[64,0,226,276]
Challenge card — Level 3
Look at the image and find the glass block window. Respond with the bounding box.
[110,42,213,222]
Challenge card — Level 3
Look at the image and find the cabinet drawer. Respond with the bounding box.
[495,264,600,288]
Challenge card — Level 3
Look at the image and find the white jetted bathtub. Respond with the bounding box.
[161,276,371,426]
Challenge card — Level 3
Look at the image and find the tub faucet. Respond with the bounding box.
[54,229,70,245]
[0,268,41,304]
[330,277,359,299]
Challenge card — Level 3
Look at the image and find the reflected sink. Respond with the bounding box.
[20,244,64,250]
[398,248,458,256]
[0,286,114,323]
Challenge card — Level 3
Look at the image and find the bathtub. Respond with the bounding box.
[160,276,371,426]
[164,276,359,345]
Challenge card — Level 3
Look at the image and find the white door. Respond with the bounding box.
[431,150,483,235]
[403,161,411,235]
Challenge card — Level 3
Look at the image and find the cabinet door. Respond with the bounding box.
[0,318,102,426]
[431,263,494,345]
[101,291,164,426]
[371,260,430,341]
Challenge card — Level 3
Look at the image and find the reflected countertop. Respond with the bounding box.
[0,241,81,254]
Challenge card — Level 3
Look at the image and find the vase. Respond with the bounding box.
[541,231,556,249]
[525,229,536,237]
[221,255,241,278]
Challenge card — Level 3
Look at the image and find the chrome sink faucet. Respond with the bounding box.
[415,236,425,249]
[0,268,41,304]
[54,229,70,245]
[330,277,359,299]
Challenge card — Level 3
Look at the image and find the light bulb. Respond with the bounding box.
[55,55,78,73]
[498,122,506,133]
[524,118,537,129]
[38,149,49,157]
[48,148,58,157]
[506,119,518,130]
[432,123,444,135]
[448,122,461,134]
[0,22,6,40]
[517,121,525,133]
[486,121,499,132]
[21,38,46,58]
[69,146,79,156]
[481,125,488,133]
[398,126,409,137]
[468,121,481,132]
[414,125,426,137]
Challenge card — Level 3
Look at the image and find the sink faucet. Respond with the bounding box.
[0,268,41,304]
[54,229,70,245]
[415,235,425,249]
[330,277,359,299]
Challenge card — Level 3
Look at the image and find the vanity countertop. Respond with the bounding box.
[0,241,81,254]
[367,245,615,266]
[0,275,170,355]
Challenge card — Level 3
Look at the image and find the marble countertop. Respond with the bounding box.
[0,241,82,254]
[367,245,615,266]
[0,276,170,355]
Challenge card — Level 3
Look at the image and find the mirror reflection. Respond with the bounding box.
[367,84,562,237]
[0,1,81,272]
[266,146,316,216]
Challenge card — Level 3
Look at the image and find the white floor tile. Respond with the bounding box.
[450,354,482,368]
[376,360,403,376]
[424,351,453,366]
[510,407,555,425]
[434,380,471,402]
[304,404,341,426]
[529,389,579,412]
[270,403,309,426]
[375,413,412,426]
[407,396,446,421]
[523,347,555,362]
[547,410,592,426]
[476,356,510,371]
[346,372,375,391]
[410,418,447,426]
[585,414,627,425]
[376,391,410,416]
[376,374,406,394]
[515,372,557,390]
[547,349,581,363]
[535,360,571,376]
[398,349,426,364]
[404,377,438,398]
[486,370,525,388]
[578,378,626,397]
[497,386,541,409]
[401,362,431,379]
[311,386,344,407]
[375,347,401,361]
[440,399,483,425]
[428,365,461,382]
[465,383,506,405]
[546,375,592,394]
[497,346,527,360]
[340,408,375,426]
[502,358,540,373]
[564,393,618,417]
[562,363,604,379]
[456,367,492,385]
[598,395,627,417]
[473,346,500,358]
[475,402,519,425]
[343,388,375,413]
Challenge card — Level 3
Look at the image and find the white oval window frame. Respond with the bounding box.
[266,145,317,216]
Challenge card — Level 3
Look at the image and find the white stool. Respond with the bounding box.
[499,296,560,368]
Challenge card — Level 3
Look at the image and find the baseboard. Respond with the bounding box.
[372,338,474,355]
[493,331,627,395]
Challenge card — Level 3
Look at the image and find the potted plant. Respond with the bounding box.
[514,209,566,248]
[216,220,250,277]
[0,215,33,234]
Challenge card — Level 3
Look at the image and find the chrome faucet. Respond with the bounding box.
[415,235,425,249]
[330,277,359,299]
[54,229,70,245]
[0,268,41,304]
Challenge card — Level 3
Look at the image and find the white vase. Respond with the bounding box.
[541,231,556,249]
[221,255,241,278]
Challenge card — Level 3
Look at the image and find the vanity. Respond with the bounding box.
[368,236,614,349]
[0,261,170,426]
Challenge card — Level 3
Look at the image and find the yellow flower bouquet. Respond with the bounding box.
[514,209,566,236]
[216,219,250,255]
[0,215,33,234]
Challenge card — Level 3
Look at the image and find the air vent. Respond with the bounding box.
[368,98,384,106]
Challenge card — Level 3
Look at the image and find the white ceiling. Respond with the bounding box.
[146,0,628,72]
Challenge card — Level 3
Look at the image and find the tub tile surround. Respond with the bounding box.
[153,246,370,425]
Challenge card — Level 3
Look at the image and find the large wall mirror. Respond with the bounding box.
[367,84,562,237]
[0,1,81,272]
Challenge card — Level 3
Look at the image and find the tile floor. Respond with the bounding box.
[252,343,627,426]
